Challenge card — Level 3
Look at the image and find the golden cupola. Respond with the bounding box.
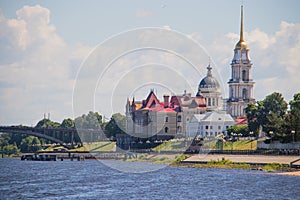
[235,5,248,50]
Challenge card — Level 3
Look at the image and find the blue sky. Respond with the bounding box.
[0,0,299,125]
[2,0,299,44]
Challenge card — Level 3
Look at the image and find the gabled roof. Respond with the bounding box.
[144,90,161,108]
[190,114,206,122]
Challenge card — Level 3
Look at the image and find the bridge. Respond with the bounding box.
[0,126,107,149]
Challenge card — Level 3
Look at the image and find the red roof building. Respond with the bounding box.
[125,90,207,139]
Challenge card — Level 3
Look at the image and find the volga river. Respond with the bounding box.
[0,158,299,199]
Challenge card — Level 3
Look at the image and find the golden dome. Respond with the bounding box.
[235,40,248,50]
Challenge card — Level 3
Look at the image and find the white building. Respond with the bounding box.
[187,111,235,139]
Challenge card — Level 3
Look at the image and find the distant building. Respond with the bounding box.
[125,90,206,140]
[187,111,235,138]
[227,5,255,118]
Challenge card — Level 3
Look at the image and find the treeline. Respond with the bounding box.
[244,92,300,142]
[0,112,126,155]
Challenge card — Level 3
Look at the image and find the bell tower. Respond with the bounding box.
[227,5,255,118]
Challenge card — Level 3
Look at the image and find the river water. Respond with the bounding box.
[0,158,299,199]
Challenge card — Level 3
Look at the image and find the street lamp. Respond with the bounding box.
[249,131,254,150]
[269,131,273,143]
[291,130,295,143]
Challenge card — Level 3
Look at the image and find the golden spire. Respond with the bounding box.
[240,5,244,42]
[235,5,248,50]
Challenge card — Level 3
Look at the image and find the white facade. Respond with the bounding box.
[187,111,235,139]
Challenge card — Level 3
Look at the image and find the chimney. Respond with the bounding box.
[163,94,169,108]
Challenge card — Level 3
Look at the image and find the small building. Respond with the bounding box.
[187,111,235,139]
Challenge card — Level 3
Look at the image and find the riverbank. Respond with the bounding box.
[124,153,300,174]
[277,171,300,176]
[16,151,300,175]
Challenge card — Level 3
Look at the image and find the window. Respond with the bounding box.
[177,126,182,133]
[242,70,246,81]
[212,98,215,106]
[208,98,211,106]
[164,127,168,133]
[242,88,247,99]
[205,126,209,130]
[165,116,168,123]
[218,126,221,130]
[226,126,229,129]
[177,115,182,122]
[210,126,213,129]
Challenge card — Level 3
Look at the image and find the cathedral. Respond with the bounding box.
[121,6,255,148]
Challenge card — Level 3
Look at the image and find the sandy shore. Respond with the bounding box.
[184,154,300,165]
[278,170,300,176]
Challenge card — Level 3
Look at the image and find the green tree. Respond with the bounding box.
[262,93,288,137]
[73,111,103,143]
[104,113,126,140]
[245,92,288,140]
[61,118,75,128]
[3,143,20,156]
[74,111,102,129]
[289,93,300,141]
[20,136,42,153]
[36,119,60,128]
[245,102,259,135]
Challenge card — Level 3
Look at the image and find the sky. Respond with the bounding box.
[0,0,299,125]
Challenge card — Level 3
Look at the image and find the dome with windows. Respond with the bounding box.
[198,64,220,90]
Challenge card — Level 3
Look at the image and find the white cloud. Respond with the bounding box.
[0,5,92,125]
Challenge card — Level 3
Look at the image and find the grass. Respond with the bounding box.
[262,163,289,172]
[124,154,174,164]
[193,157,251,170]
[152,139,258,152]
[222,140,257,151]
[152,140,189,152]
[174,154,189,163]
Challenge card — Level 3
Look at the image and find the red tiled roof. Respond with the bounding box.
[235,116,248,125]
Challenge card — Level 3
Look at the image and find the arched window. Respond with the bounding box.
[177,115,182,122]
[164,127,169,133]
[242,70,247,81]
[165,116,168,123]
[242,89,247,99]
